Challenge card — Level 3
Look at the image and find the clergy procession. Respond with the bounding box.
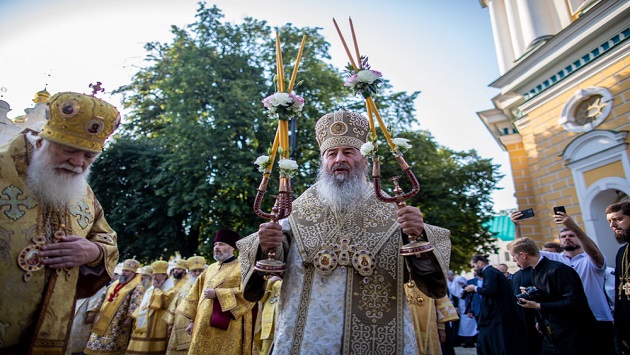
[2,9,630,355]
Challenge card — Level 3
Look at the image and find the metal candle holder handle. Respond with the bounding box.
[333,17,434,257]
[252,32,306,275]
[372,155,433,257]
[253,176,292,274]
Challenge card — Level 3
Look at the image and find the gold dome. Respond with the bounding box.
[32,88,50,104]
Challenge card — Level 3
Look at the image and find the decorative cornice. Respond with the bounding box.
[523,27,629,101]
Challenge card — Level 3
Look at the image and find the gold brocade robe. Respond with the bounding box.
[84,276,144,355]
[405,284,459,355]
[238,183,451,355]
[126,281,178,355]
[254,277,281,355]
[163,280,193,355]
[67,285,107,354]
[177,258,254,355]
[0,132,118,354]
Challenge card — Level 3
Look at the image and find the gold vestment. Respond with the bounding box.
[0,132,118,354]
[177,258,254,355]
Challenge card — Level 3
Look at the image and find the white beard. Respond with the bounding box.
[188,274,198,285]
[26,141,90,209]
[316,157,370,212]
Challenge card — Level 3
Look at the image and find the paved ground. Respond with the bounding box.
[454,345,477,355]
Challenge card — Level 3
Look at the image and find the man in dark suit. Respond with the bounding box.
[463,255,526,355]
[510,266,542,355]
[463,274,482,321]
[509,237,596,355]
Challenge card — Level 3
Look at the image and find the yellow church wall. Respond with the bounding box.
[583,161,626,187]
[507,54,630,244]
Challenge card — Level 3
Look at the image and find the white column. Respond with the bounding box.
[487,0,516,74]
[552,0,573,29]
[517,0,563,50]
[504,0,526,59]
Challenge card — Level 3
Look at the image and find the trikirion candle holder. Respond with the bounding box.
[333,17,432,257]
[253,32,307,274]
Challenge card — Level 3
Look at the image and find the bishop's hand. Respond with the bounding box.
[396,205,425,238]
[40,236,101,269]
[258,222,283,250]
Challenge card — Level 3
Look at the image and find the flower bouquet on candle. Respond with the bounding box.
[262,92,305,121]
[344,56,383,98]
[333,17,429,257]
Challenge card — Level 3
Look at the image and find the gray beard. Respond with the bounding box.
[141,278,151,288]
[188,274,198,285]
[213,252,232,263]
[119,275,129,284]
[316,158,370,212]
[26,142,90,209]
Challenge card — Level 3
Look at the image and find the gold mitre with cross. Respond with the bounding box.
[40,88,121,153]
[151,259,169,274]
[122,258,141,272]
[187,255,206,270]
[315,110,370,155]
[174,259,188,270]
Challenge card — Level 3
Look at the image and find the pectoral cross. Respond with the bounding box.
[623,282,630,297]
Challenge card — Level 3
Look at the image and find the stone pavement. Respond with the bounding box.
[454,345,477,355]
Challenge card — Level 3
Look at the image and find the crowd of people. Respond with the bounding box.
[1,89,630,355]
[443,202,630,355]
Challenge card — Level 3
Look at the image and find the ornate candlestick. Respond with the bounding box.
[252,33,306,274]
[333,18,433,256]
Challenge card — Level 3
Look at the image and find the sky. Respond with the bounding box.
[0,0,517,212]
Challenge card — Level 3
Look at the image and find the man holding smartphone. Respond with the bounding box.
[511,208,615,355]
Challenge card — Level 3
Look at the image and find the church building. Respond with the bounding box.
[477,0,630,264]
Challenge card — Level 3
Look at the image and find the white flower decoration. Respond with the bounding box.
[360,142,376,157]
[278,158,299,178]
[262,93,305,120]
[254,155,271,173]
[355,69,382,84]
[392,137,412,153]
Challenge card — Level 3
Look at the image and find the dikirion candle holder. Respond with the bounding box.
[253,32,307,274]
[333,18,432,257]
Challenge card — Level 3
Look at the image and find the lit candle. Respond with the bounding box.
[332,18,358,71]
[288,34,307,93]
[349,17,361,69]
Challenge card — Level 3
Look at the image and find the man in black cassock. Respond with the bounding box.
[607,201,630,353]
[510,266,542,355]
[463,255,526,355]
[509,237,596,355]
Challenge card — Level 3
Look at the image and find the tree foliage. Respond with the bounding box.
[90,3,501,270]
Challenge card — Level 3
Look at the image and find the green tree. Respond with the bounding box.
[374,130,501,271]
[94,4,348,258]
[91,4,502,270]
[90,138,179,264]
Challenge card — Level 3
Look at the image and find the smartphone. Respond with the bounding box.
[516,208,535,220]
[553,206,566,215]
